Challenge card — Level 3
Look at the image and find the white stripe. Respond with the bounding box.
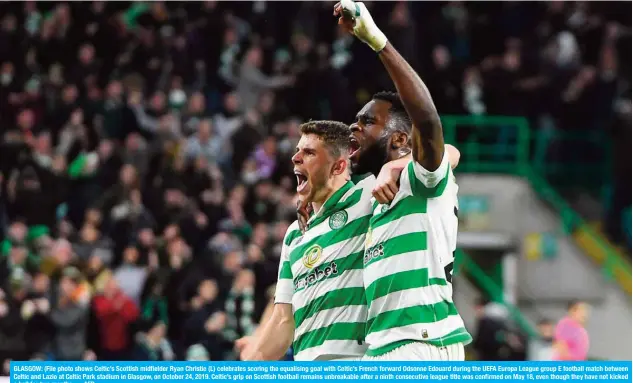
[294,340,367,361]
[293,269,364,311]
[367,285,453,320]
[365,315,466,347]
[366,213,425,247]
[291,234,365,276]
[364,250,446,289]
[294,217,333,247]
[294,304,367,339]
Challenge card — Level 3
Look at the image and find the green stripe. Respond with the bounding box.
[370,196,427,229]
[308,182,357,229]
[309,188,363,229]
[294,250,364,293]
[366,300,459,334]
[279,260,292,279]
[366,268,446,302]
[425,327,473,347]
[364,231,427,268]
[284,229,303,246]
[289,215,369,266]
[294,322,365,354]
[293,287,366,329]
[407,161,450,198]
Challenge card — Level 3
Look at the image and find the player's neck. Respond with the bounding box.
[311,176,349,213]
[368,152,401,177]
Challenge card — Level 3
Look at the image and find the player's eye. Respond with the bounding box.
[360,116,374,125]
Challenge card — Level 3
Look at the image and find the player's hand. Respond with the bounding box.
[296,198,313,234]
[373,163,402,204]
[237,337,265,360]
[235,336,253,353]
[240,345,265,361]
[334,0,387,52]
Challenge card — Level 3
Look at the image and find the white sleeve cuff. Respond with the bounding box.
[274,279,294,304]
[411,150,450,189]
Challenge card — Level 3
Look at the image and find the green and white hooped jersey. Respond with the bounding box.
[363,152,472,357]
[275,176,375,361]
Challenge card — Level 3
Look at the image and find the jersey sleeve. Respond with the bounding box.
[274,223,300,304]
[406,150,452,198]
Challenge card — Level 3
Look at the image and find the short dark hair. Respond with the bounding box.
[299,120,350,158]
[372,91,412,134]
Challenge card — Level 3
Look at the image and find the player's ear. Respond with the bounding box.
[390,131,408,150]
[331,157,348,177]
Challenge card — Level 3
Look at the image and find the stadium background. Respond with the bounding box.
[0,1,630,368]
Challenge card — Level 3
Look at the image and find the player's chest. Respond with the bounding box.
[366,195,428,246]
[288,211,365,276]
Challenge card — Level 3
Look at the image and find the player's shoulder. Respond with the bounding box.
[405,153,454,198]
[283,221,303,247]
[349,174,376,197]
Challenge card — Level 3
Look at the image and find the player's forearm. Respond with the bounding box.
[383,144,459,172]
[250,304,294,360]
[378,43,445,170]
[253,298,275,337]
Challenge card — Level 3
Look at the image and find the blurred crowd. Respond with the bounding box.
[0,2,630,368]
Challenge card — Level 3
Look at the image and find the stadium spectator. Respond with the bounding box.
[49,266,89,361]
[527,319,555,361]
[553,301,590,361]
[92,275,140,360]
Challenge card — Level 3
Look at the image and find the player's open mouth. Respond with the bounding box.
[349,136,361,158]
[294,170,308,192]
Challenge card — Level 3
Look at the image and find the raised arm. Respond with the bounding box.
[336,0,444,170]
[378,44,444,171]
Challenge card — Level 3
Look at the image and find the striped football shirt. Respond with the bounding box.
[275,176,375,360]
[363,152,472,357]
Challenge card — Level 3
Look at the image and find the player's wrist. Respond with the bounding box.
[358,21,387,52]
[366,31,387,52]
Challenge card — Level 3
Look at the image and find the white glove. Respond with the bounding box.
[339,0,388,52]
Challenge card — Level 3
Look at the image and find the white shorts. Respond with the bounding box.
[331,356,362,361]
[362,342,465,361]
[314,355,362,361]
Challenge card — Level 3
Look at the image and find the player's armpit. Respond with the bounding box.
[241,303,295,361]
